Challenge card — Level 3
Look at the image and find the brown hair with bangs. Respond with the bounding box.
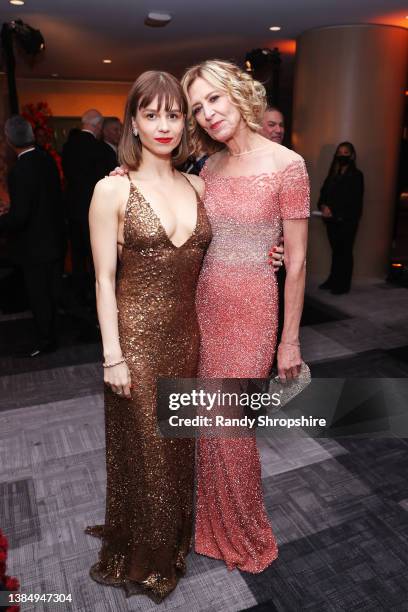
[119,71,190,170]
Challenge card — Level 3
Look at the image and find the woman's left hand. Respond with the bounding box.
[269,244,284,271]
[277,343,302,382]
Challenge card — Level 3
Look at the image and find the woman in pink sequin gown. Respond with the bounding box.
[182,60,310,573]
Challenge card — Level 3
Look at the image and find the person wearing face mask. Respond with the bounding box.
[318,142,364,294]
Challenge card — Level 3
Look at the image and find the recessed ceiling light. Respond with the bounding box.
[51,73,59,78]
[103,59,112,64]
[10,0,25,5]
[269,26,281,31]
[145,12,172,27]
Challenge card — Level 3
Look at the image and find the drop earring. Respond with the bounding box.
[133,127,138,137]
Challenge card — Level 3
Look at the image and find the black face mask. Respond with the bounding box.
[336,155,351,165]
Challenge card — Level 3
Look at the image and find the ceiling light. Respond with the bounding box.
[51,73,59,77]
[10,0,25,5]
[269,26,281,31]
[103,59,112,64]
[145,12,172,27]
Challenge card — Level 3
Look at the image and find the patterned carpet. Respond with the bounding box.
[1,279,408,611]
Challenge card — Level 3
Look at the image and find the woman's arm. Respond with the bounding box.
[317,178,333,218]
[278,219,308,381]
[277,157,310,381]
[89,178,131,398]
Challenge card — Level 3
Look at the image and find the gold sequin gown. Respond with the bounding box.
[86,177,212,602]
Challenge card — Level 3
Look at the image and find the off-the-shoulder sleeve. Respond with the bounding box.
[278,158,310,219]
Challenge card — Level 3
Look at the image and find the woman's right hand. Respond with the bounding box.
[321,205,332,218]
[104,362,132,398]
[109,165,129,177]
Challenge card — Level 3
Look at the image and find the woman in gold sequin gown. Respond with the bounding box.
[86,71,211,602]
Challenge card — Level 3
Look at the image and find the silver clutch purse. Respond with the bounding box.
[267,361,311,411]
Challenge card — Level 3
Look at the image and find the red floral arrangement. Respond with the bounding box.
[21,101,64,182]
[0,529,19,611]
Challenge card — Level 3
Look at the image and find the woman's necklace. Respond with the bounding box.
[229,143,271,158]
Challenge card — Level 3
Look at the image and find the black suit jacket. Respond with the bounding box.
[318,168,364,223]
[0,148,65,265]
[62,130,110,222]
[101,141,118,174]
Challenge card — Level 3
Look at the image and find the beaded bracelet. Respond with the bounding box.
[102,358,126,368]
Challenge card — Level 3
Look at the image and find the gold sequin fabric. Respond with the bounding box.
[86,179,212,602]
[195,157,310,573]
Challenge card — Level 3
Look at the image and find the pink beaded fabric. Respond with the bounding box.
[195,148,310,573]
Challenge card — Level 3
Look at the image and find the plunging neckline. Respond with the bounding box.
[129,179,200,250]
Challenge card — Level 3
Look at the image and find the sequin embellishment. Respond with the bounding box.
[195,156,310,573]
[87,179,212,601]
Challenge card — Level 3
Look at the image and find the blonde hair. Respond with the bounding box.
[119,71,190,171]
[181,59,266,156]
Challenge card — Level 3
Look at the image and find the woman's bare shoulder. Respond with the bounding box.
[258,143,305,175]
[91,176,129,214]
[94,175,129,195]
[264,142,303,162]
[181,172,205,198]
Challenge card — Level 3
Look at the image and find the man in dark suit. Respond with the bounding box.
[101,117,121,172]
[62,109,108,308]
[0,116,65,356]
[260,106,285,144]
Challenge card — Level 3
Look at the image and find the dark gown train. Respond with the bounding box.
[86,176,212,602]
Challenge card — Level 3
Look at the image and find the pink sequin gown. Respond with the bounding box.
[195,147,310,573]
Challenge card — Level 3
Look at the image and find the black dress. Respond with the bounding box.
[318,167,364,292]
